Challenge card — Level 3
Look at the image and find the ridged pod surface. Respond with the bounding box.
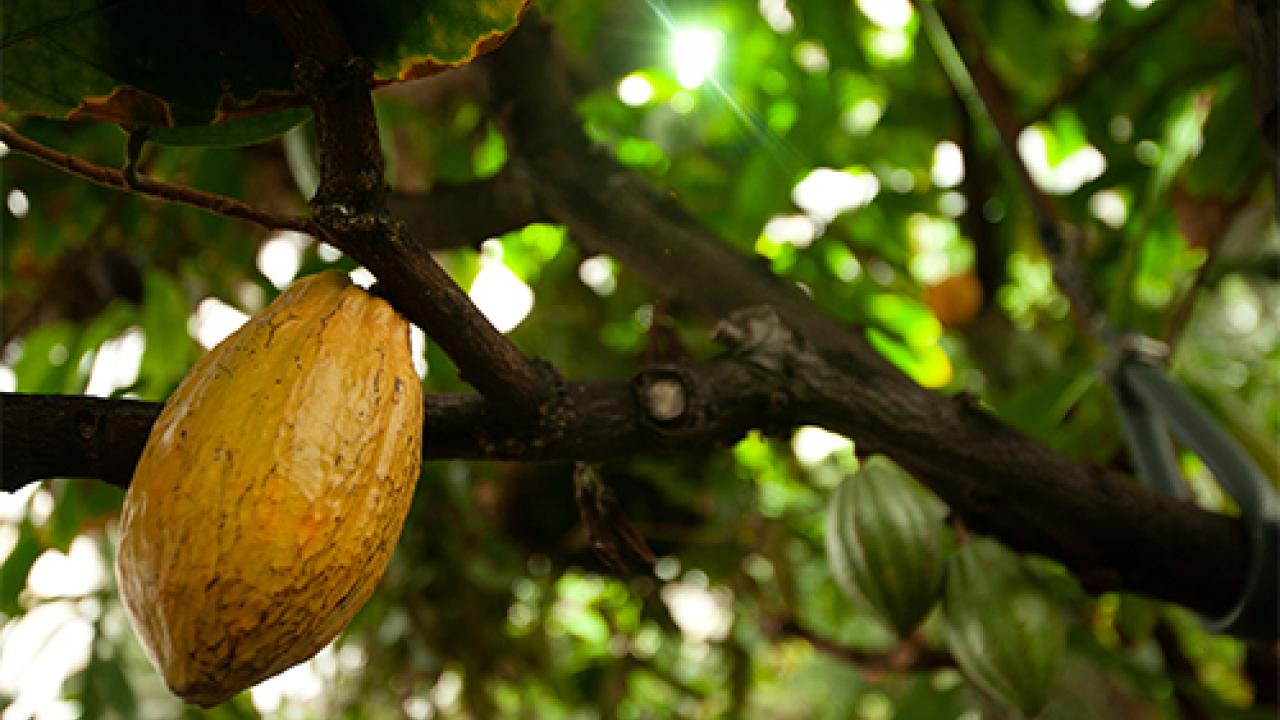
[117,271,423,707]
[825,456,952,638]
[943,538,1066,718]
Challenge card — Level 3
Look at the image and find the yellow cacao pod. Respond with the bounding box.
[117,271,423,707]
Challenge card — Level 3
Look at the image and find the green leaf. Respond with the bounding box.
[0,518,41,614]
[1045,108,1089,166]
[145,109,313,148]
[138,269,195,399]
[42,480,82,552]
[473,122,509,178]
[66,300,137,394]
[43,480,125,553]
[1184,73,1264,197]
[867,293,941,350]
[988,359,1094,443]
[12,320,78,393]
[892,673,974,719]
[865,326,953,389]
[78,631,139,719]
[2,0,531,146]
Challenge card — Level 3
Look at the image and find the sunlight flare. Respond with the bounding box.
[670,28,723,89]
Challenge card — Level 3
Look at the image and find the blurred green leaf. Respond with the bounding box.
[78,631,139,719]
[43,480,124,553]
[138,269,195,399]
[13,321,79,394]
[1,519,41,614]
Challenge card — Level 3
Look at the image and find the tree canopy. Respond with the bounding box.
[0,0,1276,718]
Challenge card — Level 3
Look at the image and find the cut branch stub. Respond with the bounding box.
[645,380,686,423]
[632,366,704,433]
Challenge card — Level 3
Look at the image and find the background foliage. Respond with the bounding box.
[1,0,1276,718]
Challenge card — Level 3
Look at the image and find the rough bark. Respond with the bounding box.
[264,0,553,415]
[0,307,1251,620]
[473,20,1253,615]
[1233,0,1278,162]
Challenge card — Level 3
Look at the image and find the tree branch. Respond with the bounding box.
[385,166,548,252]
[768,617,955,674]
[262,0,553,415]
[1025,1,1184,125]
[0,348,783,491]
[1162,194,1253,350]
[464,20,1252,622]
[1232,0,1278,164]
[1,306,1252,621]
[0,122,316,235]
[1152,619,1211,720]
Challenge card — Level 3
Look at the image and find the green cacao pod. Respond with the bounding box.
[943,538,1066,718]
[825,455,952,638]
[117,271,424,707]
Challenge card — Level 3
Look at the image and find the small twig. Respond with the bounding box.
[0,122,316,236]
[3,116,553,410]
[912,0,1101,350]
[1162,244,1222,352]
[1163,194,1255,351]
[1153,619,1211,720]
[1244,641,1279,707]
[573,462,656,573]
[770,616,954,674]
[122,127,148,187]
[1025,1,1184,125]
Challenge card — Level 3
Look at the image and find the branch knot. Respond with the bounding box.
[712,306,802,375]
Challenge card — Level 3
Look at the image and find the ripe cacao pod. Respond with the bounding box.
[825,456,952,638]
[924,271,983,329]
[943,538,1066,718]
[117,271,423,707]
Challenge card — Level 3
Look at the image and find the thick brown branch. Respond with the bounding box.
[465,21,1253,624]
[259,0,552,414]
[0,351,780,490]
[262,0,383,213]
[1233,0,1278,163]
[0,122,316,235]
[2,394,158,490]
[329,218,558,414]
[0,308,1253,623]
[385,166,548,252]
[2,116,551,414]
